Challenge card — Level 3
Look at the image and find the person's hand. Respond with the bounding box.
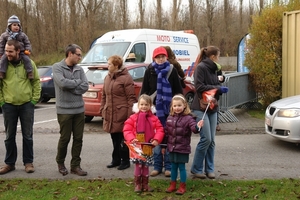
[131,139,138,144]
[218,75,224,82]
[0,102,4,107]
[151,139,158,146]
[161,148,165,155]
[197,120,204,128]
[219,86,229,93]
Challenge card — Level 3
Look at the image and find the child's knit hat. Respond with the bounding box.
[7,15,21,26]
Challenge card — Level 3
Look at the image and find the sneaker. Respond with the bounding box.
[25,163,35,173]
[164,170,171,177]
[150,170,161,177]
[191,171,206,179]
[207,172,215,179]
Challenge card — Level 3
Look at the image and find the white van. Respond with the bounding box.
[80,29,200,77]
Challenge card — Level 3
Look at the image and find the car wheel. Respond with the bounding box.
[85,115,94,123]
[41,97,51,103]
[185,92,194,107]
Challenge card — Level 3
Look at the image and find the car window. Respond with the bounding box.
[38,67,52,77]
[85,70,108,84]
[129,66,146,82]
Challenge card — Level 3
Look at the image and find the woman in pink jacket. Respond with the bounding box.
[123,94,164,193]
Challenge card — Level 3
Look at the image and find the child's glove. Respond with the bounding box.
[0,102,4,107]
[219,86,229,93]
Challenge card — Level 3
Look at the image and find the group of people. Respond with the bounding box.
[100,45,228,195]
[0,15,229,196]
[0,15,89,176]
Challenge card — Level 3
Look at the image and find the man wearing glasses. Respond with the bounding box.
[52,44,89,176]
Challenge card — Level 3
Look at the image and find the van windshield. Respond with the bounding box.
[81,42,130,64]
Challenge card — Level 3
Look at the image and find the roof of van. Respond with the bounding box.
[95,28,198,44]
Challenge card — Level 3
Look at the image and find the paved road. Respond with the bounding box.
[0,132,299,180]
[0,103,299,180]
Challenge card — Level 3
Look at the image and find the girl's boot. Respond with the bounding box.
[175,182,186,195]
[134,176,142,193]
[142,176,154,192]
[165,181,177,193]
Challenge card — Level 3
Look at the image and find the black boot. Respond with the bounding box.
[118,140,130,170]
[117,161,130,170]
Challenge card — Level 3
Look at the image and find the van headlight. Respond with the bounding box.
[277,109,300,117]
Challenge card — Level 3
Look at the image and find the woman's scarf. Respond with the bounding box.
[152,61,172,126]
[136,111,153,142]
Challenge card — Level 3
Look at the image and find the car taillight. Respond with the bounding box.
[83,91,98,98]
[40,76,52,82]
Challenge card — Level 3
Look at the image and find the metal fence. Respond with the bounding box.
[218,72,257,123]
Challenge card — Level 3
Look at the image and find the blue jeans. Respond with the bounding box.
[2,102,35,165]
[191,110,217,174]
[153,145,171,172]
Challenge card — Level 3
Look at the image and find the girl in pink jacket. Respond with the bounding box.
[123,94,164,193]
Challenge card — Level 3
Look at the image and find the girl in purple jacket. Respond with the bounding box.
[165,94,203,195]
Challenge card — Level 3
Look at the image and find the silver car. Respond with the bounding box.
[265,95,300,143]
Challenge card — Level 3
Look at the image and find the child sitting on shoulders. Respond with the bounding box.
[0,15,33,79]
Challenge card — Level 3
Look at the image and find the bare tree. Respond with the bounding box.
[259,0,264,15]
[79,0,104,46]
[171,0,182,30]
[205,0,217,45]
[138,0,146,28]
[120,0,128,29]
[239,0,243,28]
[188,0,196,31]
[249,0,254,24]
[156,0,162,29]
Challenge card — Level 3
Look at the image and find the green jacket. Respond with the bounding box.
[0,60,41,105]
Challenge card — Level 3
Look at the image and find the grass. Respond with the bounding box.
[0,178,299,199]
[247,109,265,120]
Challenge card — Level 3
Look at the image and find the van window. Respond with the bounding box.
[81,43,130,64]
[129,43,146,63]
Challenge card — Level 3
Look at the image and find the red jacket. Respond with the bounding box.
[123,110,165,144]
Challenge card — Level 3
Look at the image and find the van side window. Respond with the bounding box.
[129,66,146,82]
[129,43,146,63]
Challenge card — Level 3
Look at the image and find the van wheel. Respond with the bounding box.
[185,92,194,107]
[85,116,94,123]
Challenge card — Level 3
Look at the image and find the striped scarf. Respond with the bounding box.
[152,61,172,126]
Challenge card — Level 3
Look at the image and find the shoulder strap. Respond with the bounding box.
[150,64,173,102]
[167,64,173,79]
